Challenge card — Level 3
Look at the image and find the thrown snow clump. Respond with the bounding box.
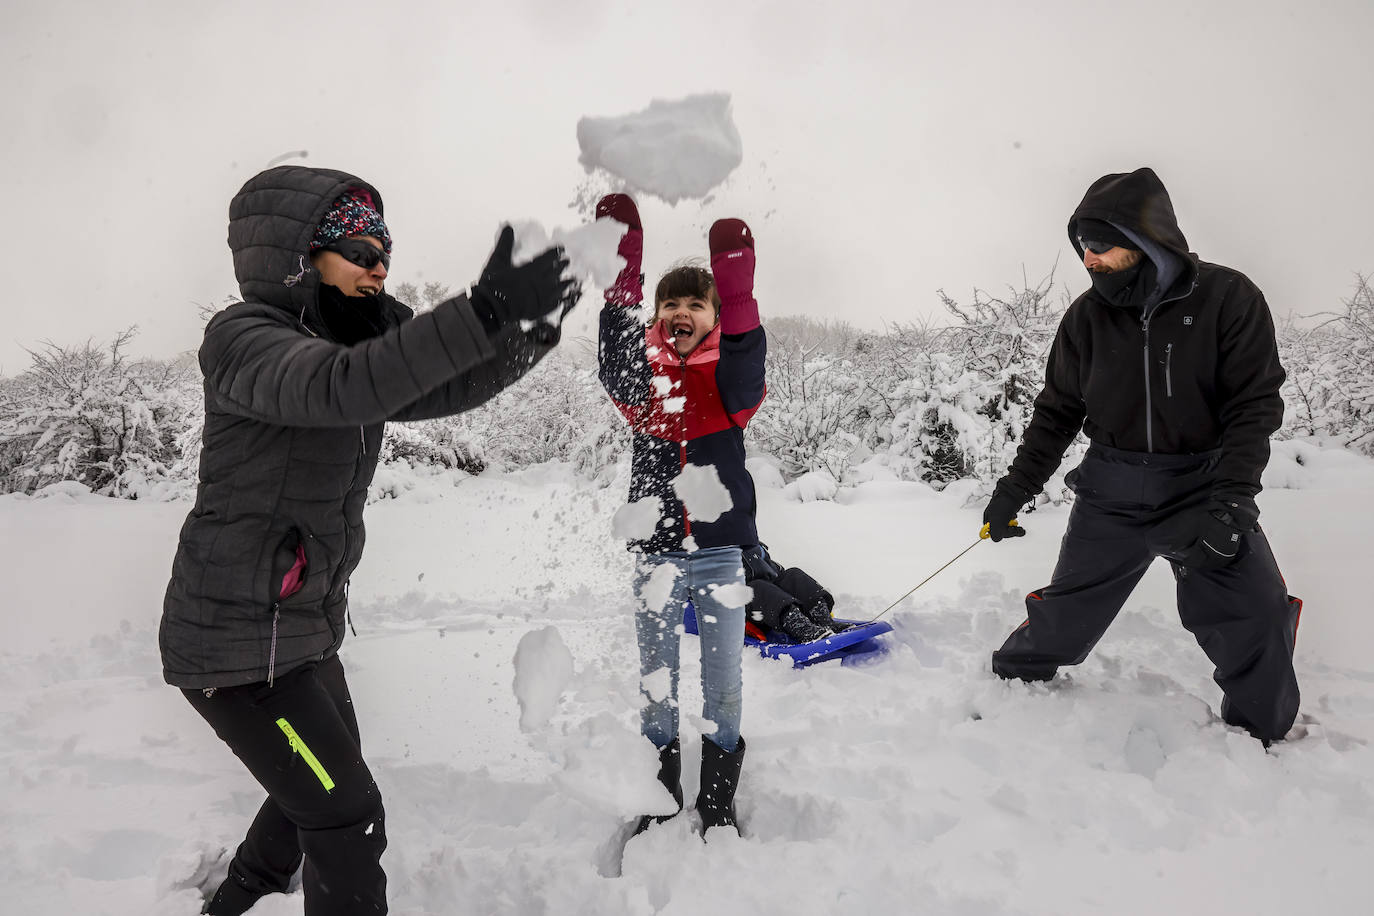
[577,93,743,204]
[512,626,575,733]
[638,562,682,614]
[673,463,733,523]
[709,581,754,609]
[509,217,626,298]
[612,497,662,541]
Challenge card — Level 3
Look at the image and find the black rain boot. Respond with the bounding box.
[781,607,833,643]
[695,735,746,836]
[632,737,684,835]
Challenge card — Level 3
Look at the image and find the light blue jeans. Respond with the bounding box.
[633,546,746,752]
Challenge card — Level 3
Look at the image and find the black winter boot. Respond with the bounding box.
[780,607,833,643]
[803,593,848,633]
[203,865,266,916]
[778,567,846,633]
[695,735,746,836]
[632,738,684,835]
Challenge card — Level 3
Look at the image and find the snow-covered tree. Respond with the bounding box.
[0,330,202,498]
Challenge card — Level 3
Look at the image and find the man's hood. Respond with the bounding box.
[1068,167,1197,302]
[226,166,385,316]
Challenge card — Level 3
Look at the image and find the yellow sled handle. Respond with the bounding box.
[980,519,1019,539]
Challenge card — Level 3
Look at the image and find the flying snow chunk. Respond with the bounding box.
[577,93,744,204]
[510,218,625,290]
[554,714,677,817]
[710,581,754,609]
[612,497,662,541]
[673,463,732,523]
[640,666,672,703]
[512,626,575,733]
[639,562,682,614]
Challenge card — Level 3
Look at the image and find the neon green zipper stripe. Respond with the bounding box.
[276,718,336,792]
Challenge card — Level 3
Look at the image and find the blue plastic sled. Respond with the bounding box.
[683,601,892,668]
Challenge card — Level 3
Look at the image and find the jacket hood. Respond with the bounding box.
[1069,167,1197,303]
[226,166,385,316]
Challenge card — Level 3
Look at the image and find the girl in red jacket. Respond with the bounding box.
[597,194,766,837]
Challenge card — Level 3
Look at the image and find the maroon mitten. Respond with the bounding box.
[708,218,758,334]
[596,193,643,306]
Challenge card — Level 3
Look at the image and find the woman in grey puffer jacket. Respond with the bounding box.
[162,165,579,916]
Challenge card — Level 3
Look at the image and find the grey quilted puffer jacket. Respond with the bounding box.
[161,165,554,688]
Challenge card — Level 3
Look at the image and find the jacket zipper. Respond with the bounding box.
[1137,275,1197,451]
[676,353,692,539]
[1141,315,1153,452]
[1164,343,1173,398]
[268,602,281,686]
[330,426,366,646]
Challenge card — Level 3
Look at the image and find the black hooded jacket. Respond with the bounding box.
[1004,167,1285,500]
[160,166,555,688]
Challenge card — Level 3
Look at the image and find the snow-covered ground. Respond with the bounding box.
[3,440,1373,915]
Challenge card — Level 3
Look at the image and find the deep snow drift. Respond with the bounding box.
[2,440,1373,915]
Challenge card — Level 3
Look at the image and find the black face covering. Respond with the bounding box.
[1088,257,1160,313]
[317,283,391,345]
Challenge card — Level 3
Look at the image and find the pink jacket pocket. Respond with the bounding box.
[279,542,307,600]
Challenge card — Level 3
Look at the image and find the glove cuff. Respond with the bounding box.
[710,247,759,333]
[606,228,644,306]
[596,193,642,231]
[995,476,1036,503]
[1210,493,1259,530]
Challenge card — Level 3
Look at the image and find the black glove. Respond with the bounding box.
[741,544,783,583]
[470,225,582,325]
[1172,494,1259,570]
[983,478,1031,542]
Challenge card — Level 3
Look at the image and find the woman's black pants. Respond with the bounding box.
[184,653,387,915]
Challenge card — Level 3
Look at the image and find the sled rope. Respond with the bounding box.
[869,521,1015,622]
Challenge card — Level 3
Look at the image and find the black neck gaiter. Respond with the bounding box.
[1088,257,1160,313]
[317,284,391,345]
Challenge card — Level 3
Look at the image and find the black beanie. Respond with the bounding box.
[1075,218,1138,252]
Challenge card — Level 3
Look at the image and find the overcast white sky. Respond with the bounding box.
[3,0,1371,372]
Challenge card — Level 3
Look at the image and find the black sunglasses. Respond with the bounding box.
[1077,237,1118,255]
[322,238,390,270]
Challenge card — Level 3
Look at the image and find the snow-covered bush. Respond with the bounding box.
[751,329,874,481]
[7,268,1370,501]
[0,330,202,498]
[1277,275,1374,453]
[876,271,1070,491]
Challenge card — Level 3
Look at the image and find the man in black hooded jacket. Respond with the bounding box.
[161,166,580,915]
[981,167,1301,744]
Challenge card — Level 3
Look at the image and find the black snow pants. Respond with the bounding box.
[184,653,387,915]
[991,444,1301,742]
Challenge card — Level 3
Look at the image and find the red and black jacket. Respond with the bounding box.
[599,304,767,553]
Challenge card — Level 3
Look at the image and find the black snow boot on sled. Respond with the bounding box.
[780,606,833,643]
[695,735,746,836]
[633,737,684,835]
[778,567,847,633]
